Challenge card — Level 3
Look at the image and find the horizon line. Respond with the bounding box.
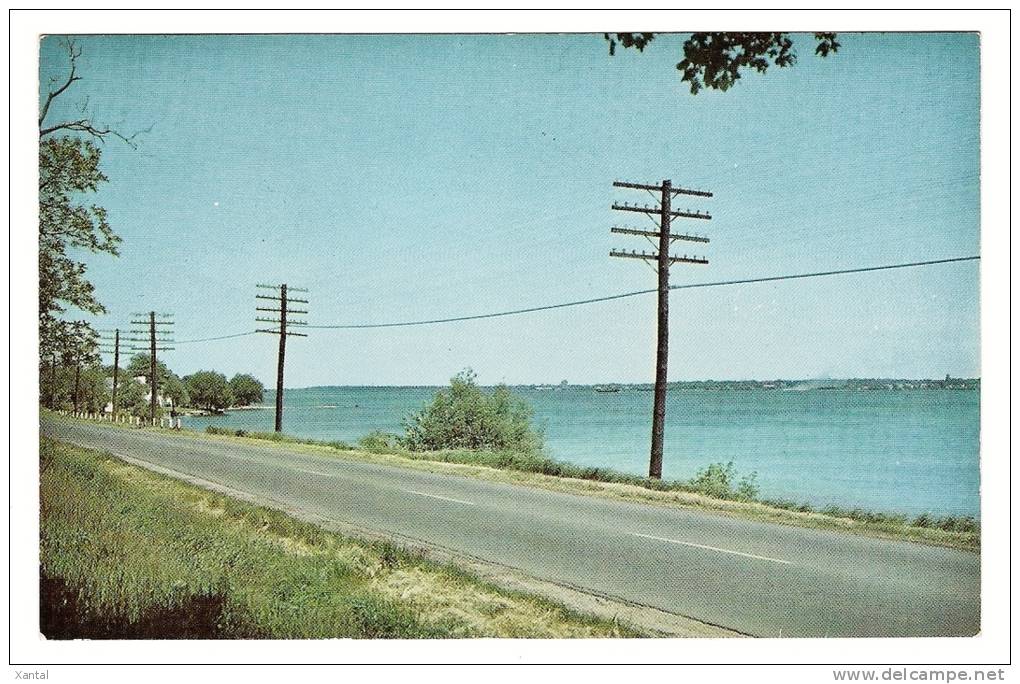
[280,376,981,390]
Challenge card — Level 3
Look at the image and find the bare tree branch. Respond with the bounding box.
[39,119,151,149]
[37,37,150,148]
[38,38,81,127]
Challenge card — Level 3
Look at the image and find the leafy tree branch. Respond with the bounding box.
[605,32,840,94]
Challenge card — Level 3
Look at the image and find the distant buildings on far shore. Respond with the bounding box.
[521,377,981,392]
[666,377,980,391]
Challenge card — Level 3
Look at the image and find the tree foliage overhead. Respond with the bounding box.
[38,38,142,372]
[605,32,839,94]
[61,320,100,368]
[39,135,118,320]
[40,317,96,367]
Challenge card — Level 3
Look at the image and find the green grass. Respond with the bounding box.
[203,425,980,546]
[40,437,643,639]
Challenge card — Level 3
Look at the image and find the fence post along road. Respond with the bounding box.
[256,283,309,433]
[611,179,713,479]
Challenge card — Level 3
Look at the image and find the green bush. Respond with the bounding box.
[359,431,401,453]
[688,461,760,500]
[401,369,544,455]
[912,514,978,533]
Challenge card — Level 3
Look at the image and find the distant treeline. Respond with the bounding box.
[664,378,980,391]
[523,378,981,391]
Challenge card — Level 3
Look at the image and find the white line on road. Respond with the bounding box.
[406,490,476,506]
[630,532,792,565]
[293,467,339,477]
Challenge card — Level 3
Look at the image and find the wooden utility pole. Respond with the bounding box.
[49,353,57,410]
[99,329,122,415]
[112,329,120,415]
[149,313,157,421]
[610,179,713,478]
[256,283,308,432]
[66,321,97,414]
[72,351,81,414]
[127,313,175,425]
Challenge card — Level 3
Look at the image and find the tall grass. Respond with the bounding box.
[40,437,638,639]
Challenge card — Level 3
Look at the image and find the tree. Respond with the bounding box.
[125,353,170,385]
[184,371,234,412]
[75,366,111,414]
[47,321,101,412]
[121,353,186,412]
[402,369,544,454]
[229,374,264,407]
[116,377,152,418]
[162,373,190,413]
[604,32,839,94]
[38,38,143,367]
[40,318,85,408]
[39,135,118,323]
[41,363,108,414]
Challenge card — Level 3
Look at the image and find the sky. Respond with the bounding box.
[39,32,981,387]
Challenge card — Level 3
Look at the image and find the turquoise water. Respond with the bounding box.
[181,387,980,517]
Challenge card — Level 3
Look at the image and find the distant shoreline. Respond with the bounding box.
[291,378,980,392]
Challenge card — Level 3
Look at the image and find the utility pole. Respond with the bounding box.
[99,329,121,415]
[127,313,175,425]
[610,179,713,479]
[66,321,97,414]
[49,353,57,410]
[72,350,81,414]
[256,284,308,432]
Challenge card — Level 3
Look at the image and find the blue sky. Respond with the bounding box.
[40,32,980,387]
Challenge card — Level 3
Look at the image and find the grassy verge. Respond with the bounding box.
[40,437,644,638]
[199,425,979,552]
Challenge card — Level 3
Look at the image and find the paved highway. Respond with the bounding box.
[42,417,980,637]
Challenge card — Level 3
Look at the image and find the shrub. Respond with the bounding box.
[401,369,543,455]
[688,461,760,501]
[689,461,737,498]
[359,431,401,454]
[735,471,760,501]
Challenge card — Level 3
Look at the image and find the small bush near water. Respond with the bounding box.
[688,461,760,500]
[40,437,636,639]
[401,369,544,454]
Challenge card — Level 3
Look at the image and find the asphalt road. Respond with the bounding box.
[41,417,980,637]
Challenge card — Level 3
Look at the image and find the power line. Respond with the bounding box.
[670,255,979,292]
[176,331,258,344]
[306,255,978,330]
[161,255,979,341]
